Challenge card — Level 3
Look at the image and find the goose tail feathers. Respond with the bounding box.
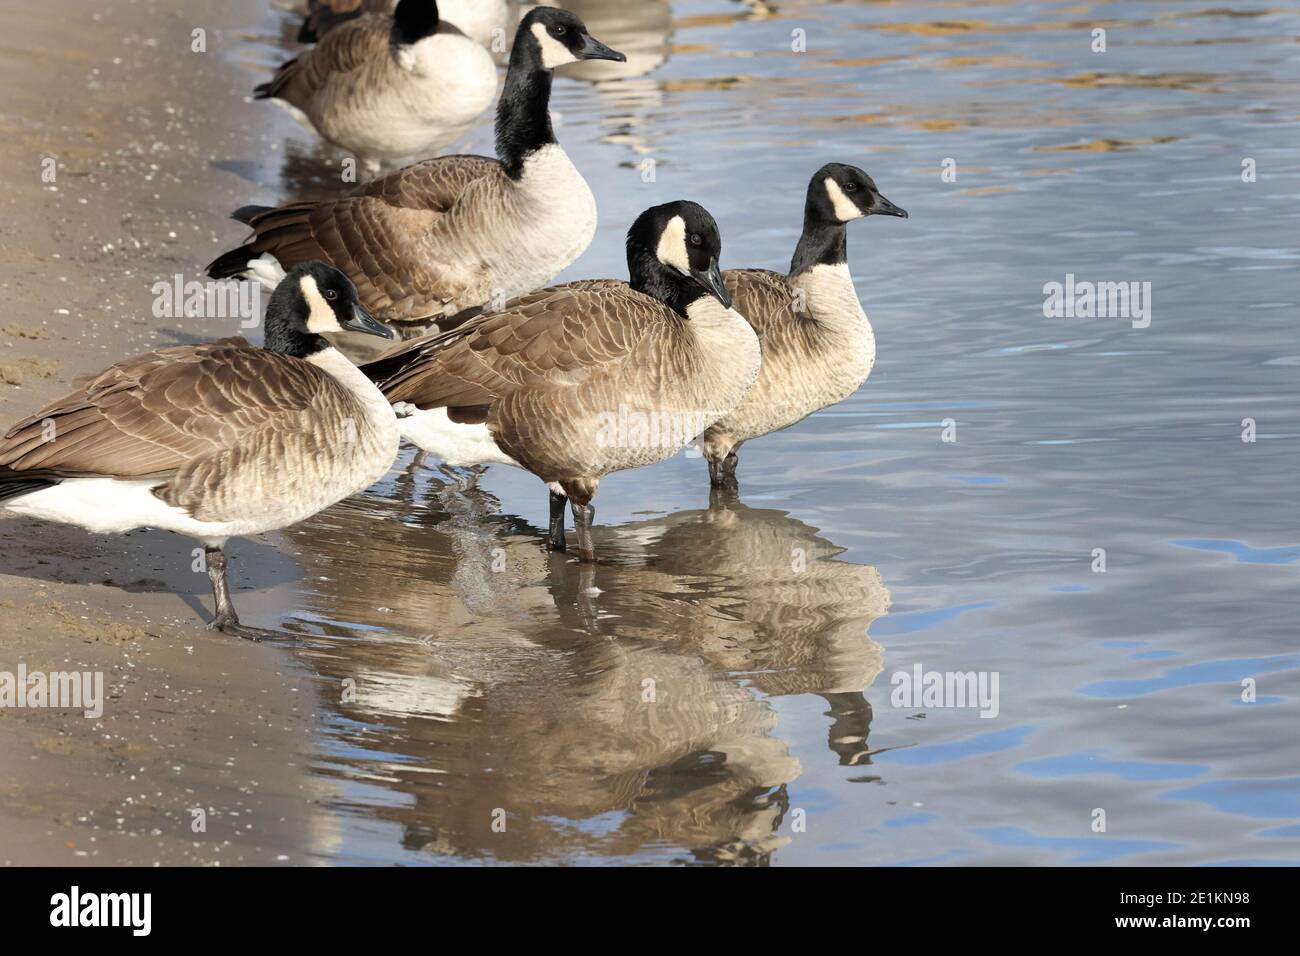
[206,248,286,289]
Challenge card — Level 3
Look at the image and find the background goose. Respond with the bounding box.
[210,7,625,330]
[701,163,908,489]
[298,0,509,50]
[361,201,761,562]
[0,263,398,640]
[255,0,498,175]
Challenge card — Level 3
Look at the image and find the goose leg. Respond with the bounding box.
[707,456,726,486]
[707,452,740,491]
[204,545,292,643]
[721,450,740,485]
[547,488,568,552]
[703,435,742,491]
[558,478,599,563]
[571,502,596,563]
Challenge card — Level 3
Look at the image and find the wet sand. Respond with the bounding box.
[0,0,330,865]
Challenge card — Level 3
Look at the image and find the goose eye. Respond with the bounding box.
[843,182,857,192]
[324,289,338,301]
[689,234,702,247]
[553,24,566,36]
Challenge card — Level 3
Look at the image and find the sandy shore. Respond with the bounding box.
[0,0,339,865]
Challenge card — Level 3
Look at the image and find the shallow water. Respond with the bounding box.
[232,0,1300,864]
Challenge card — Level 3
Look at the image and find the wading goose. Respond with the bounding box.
[361,201,761,562]
[209,7,626,326]
[298,0,509,51]
[701,163,908,489]
[0,263,399,640]
[255,0,498,175]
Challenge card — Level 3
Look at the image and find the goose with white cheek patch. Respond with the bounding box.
[253,0,498,176]
[210,7,626,328]
[0,263,399,641]
[298,0,508,50]
[361,201,761,562]
[701,163,908,490]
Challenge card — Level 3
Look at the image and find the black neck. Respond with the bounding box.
[496,42,555,179]
[391,0,439,46]
[629,253,706,319]
[263,294,328,359]
[789,215,847,278]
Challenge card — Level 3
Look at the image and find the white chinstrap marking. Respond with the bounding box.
[824,178,864,222]
[299,275,344,334]
[531,22,577,68]
[655,215,690,274]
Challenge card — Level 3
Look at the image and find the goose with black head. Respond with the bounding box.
[361,201,761,562]
[0,262,399,640]
[255,0,498,176]
[701,163,908,489]
[211,7,626,329]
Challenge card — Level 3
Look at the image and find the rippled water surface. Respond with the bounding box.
[233,0,1300,864]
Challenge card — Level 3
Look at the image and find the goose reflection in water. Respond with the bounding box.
[282,467,888,863]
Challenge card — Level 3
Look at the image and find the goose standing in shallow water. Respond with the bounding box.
[0,263,399,640]
[210,7,626,328]
[701,163,908,489]
[361,201,761,562]
[255,0,498,175]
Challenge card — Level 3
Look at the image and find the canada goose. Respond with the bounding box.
[255,0,498,176]
[210,7,626,327]
[298,0,509,50]
[0,263,399,640]
[701,163,908,488]
[361,200,761,562]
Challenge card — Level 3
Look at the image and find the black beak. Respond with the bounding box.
[691,258,732,309]
[871,194,909,219]
[575,33,626,63]
[342,303,394,339]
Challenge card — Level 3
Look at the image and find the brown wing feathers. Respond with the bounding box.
[299,0,374,43]
[352,156,501,210]
[724,269,798,340]
[0,343,328,486]
[363,282,663,416]
[256,15,388,104]
[208,158,507,322]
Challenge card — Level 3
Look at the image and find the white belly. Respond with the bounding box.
[5,479,271,545]
[312,36,496,161]
[398,407,520,469]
